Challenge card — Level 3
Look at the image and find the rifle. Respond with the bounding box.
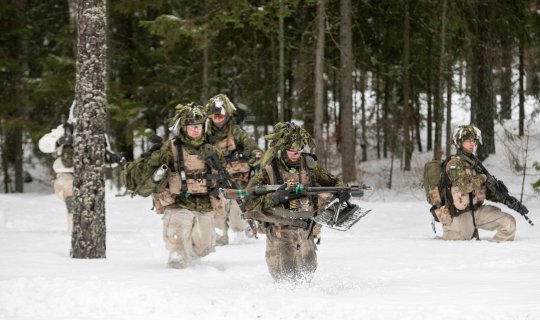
[222,183,373,231]
[204,145,259,238]
[472,155,533,226]
[221,184,370,200]
[224,150,252,163]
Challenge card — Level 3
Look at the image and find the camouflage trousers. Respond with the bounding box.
[265,224,317,282]
[443,204,516,242]
[162,207,216,268]
[214,198,250,246]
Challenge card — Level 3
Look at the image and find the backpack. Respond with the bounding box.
[122,153,170,197]
[423,158,455,223]
[422,159,445,206]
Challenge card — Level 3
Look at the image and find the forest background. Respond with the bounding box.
[2,0,540,193]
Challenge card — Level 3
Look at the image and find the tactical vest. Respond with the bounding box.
[168,140,212,195]
[265,155,316,212]
[447,155,486,213]
[214,130,250,186]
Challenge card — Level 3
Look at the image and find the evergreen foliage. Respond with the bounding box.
[1,0,540,191]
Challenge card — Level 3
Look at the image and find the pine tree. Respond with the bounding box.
[71,0,107,259]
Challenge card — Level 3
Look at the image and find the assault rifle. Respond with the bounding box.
[204,145,259,238]
[221,183,372,231]
[471,155,533,226]
[221,184,370,200]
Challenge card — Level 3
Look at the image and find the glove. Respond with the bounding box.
[105,150,126,165]
[336,190,351,202]
[271,188,303,206]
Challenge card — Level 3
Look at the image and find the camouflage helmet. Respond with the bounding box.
[452,124,482,147]
[169,102,206,135]
[261,122,315,165]
[206,94,237,117]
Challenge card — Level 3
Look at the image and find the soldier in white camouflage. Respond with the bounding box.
[148,102,227,268]
[246,122,346,283]
[435,125,516,242]
[39,123,76,235]
[205,94,263,245]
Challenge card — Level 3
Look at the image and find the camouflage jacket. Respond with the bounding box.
[246,154,344,216]
[445,149,490,210]
[150,138,226,213]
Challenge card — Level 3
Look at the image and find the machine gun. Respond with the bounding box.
[204,145,259,238]
[221,183,372,231]
[471,156,533,226]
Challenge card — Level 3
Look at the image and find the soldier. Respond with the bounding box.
[39,122,75,235]
[205,94,263,245]
[149,102,227,268]
[434,125,517,242]
[246,122,347,283]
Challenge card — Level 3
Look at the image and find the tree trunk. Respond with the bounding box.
[402,0,412,171]
[445,38,453,158]
[71,0,107,259]
[500,34,513,120]
[339,0,356,182]
[375,64,381,159]
[434,0,447,161]
[414,96,423,152]
[202,43,209,103]
[426,35,433,152]
[472,0,495,160]
[518,32,525,137]
[360,71,367,162]
[314,0,326,162]
[278,0,286,123]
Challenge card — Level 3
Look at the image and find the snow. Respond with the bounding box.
[1,183,539,319]
[2,103,540,320]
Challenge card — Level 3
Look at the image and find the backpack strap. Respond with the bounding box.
[271,157,284,185]
[173,138,188,194]
[302,153,318,212]
[203,144,214,191]
[303,153,317,187]
[441,156,461,216]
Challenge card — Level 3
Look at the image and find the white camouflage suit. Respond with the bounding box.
[38,124,75,235]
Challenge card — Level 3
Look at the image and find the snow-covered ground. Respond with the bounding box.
[1,178,539,319]
[2,100,540,319]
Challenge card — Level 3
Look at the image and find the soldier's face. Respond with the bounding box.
[186,124,203,138]
[212,114,227,127]
[462,139,476,153]
[286,148,302,163]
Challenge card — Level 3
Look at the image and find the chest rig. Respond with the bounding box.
[265,154,317,212]
[213,129,251,187]
[168,138,216,195]
[448,155,486,215]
